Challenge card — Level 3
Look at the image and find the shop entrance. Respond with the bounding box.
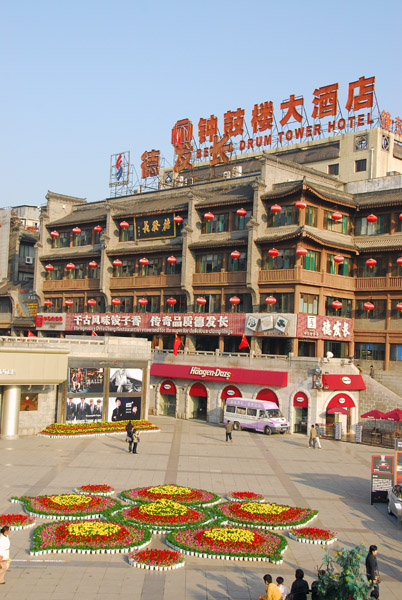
[326,393,355,435]
[220,385,241,422]
[293,392,308,434]
[189,382,207,420]
[159,380,176,417]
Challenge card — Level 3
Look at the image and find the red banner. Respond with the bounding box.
[297,315,353,341]
[150,363,288,387]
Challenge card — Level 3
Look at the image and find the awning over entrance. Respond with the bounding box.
[327,393,356,409]
[150,363,288,386]
[322,374,365,390]
[221,385,241,399]
[160,380,176,394]
[189,382,207,397]
[293,392,308,408]
[256,388,278,404]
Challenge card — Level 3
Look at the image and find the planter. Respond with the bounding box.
[121,484,221,507]
[212,501,318,529]
[226,492,265,503]
[0,514,35,531]
[288,527,337,545]
[128,549,185,571]
[37,420,160,438]
[74,485,115,496]
[12,494,121,519]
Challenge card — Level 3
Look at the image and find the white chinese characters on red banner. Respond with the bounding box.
[296,315,353,341]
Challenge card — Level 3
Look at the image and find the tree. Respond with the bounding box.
[316,544,373,600]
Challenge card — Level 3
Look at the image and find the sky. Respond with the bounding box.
[1,0,401,209]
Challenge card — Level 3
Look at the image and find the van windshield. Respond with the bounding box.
[266,409,282,418]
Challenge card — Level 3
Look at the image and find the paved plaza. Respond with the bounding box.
[0,417,401,599]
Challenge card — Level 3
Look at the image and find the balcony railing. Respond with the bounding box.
[192,271,247,286]
[258,267,355,291]
[110,274,181,289]
[356,275,402,290]
[43,278,100,291]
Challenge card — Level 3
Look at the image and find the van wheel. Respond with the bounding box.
[387,502,392,515]
[264,426,272,435]
[233,422,241,431]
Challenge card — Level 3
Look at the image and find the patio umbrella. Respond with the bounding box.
[384,408,402,436]
[360,409,386,434]
[327,406,349,415]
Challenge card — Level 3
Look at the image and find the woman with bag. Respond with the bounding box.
[125,421,134,453]
[132,429,140,454]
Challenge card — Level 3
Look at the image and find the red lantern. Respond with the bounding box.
[139,257,149,266]
[296,247,308,256]
[265,296,277,305]
[229,296,240,305]
[50,230,59,238]
[174,215,184,224]
[196,297,207,305]
[94,225,103,233]
[396,302,402,312]
[295,200,307,210]
[167,256,177,264]
[236,207,247,217]
[113,259,122,267]
[166,297,177,306]
[397,257,402,266]
[111,298,121,306]
[366,258,377,268]
[88,260,98,268]
[87,299,97,307]
[65,299,74,307]
[120,221,129,229]
[72,227,81,234]
[44,300,53,307]
[399,213,402,221]
[332,300,343,310]
[334,255,345,263]
[138,298,148,306]
[363,301,375,311]
[271,204,282,213]
[268,248,279,258]
[204,212,214,221]
[231,250,241,259]
[45,264,54,271]
[331,211,342,221]
[66,262,75,270]
[366,214,378,223]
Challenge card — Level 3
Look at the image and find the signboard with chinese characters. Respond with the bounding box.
[245,313,297,337]
[296,315,353,341]
[371,455,394,504]
[134,212,176,241]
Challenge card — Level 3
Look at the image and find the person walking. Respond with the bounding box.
[309,424,317,448]
[225,420,233,443]
[258,574,282,600]
[290,568,310,600]
[125,421,134,453]
[0,526,11,585]
[366,545,380,591]
[132,429,140,454]
[315,423,322,449]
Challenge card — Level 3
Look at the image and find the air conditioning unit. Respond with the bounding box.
[232,166,243,177]
[223,171,231,179]
[184,177,193,185]
[25,256,34,265]
[177,176,185,187]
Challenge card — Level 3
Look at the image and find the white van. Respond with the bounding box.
[224,397,289,435]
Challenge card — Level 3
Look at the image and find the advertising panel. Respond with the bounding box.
[20,393,38,412]
[68,368,104,394]
[109,368,142,394]
[150,363,288,387]
[245,313,296,337]
[297,314,353,341]
[65,397,103,422]
[370,455,394,504]
[134,212,176,241]
[108,396,142,421]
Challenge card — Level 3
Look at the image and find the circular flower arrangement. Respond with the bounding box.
[114,499,213,534]
[288,527,337,545]
[11,494,121,520]
[74,485,115,496]
[38,420,160,438]
[128,548,185,571]
[0,514,35,531]
[121,484,221,507]
[30,519,152,555]
[227,492,264,503]
[212,502,318,529]
[167,524,287,563]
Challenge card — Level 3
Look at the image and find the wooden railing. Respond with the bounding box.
[110,274,181,289]
[192,271,247,285]
[43,279,100,291]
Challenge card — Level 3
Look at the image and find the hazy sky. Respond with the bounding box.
[1,0,401,209]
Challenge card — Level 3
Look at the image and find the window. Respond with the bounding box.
[226,405,235,413]
[391,300,402,319]
[72,230,91,247]
[328,164,339,176]
[267,206,298,227]
[299,293,319,315]
[164,295,186,312]
[324,341,348,358]
[53,232,70,248]
[195,294,221,313]
[114,259,136,277]
[305,205,318,227]
[324,210,351,234]
[260,293,294,313]
[247,408,257,417]
[326,254,351,276]
[236,406,246,415]
[136,295,160,312]
[111,296,133,312]
[262,249,295,270]
[68,263,85,279]
[139,258,162,276]
[355,300,386,319]
[19,244,35,258]
[355,215,390,236]
[355,159,367,172]
[355,343,385,361]
[196,253,223,273]
[390,345,402,361]
[86,296,105,312]
[325,296,352,318]
[201,213,229,234]
[356,257,387,277]
[47,264,63,281]
[65,297,84,313]
[233,209,251,231]
[166,256,182,275]
[119,222,134,242]
[44,297,63,313]
[302,250,321,272]
[227,251,247,272]
[224,294,252,312]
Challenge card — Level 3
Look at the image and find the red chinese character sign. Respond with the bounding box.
[296,315,353,341]
[171,119,194,173]
[141,150,160,178]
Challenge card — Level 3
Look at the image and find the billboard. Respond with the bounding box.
[109,368,142,394]
[68,368,104,394]
[108,396,142,421]
[65,396,103,422]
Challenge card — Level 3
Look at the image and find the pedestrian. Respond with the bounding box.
[258,574,282,600]
[315,423,322,449]
[369,365,375,378]
[225,420,233,443]
[356,363,363,375]
[276,576,289,600]
[125,420,134,453]
[290,568,310,600]
[132,429,140,454]
[309,424,317,448]
[366,544,380,591]
[0,526,11,585]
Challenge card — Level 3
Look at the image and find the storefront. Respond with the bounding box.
[293,391,309,434]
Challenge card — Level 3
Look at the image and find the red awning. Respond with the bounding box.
[160,380,176,395]
[189,382,207,397]
[150,363,288,387]
[327,406,349,415]
[327,393,356,409]
[293,392,308,408]
[322,374,365,390]
[256,388,279,404]
[221,385,241,399]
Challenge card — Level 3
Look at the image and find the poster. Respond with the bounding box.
[108,396,142,421]
[395,439,402,485]
[109,368,143,393]
[370,455,394,504]
[20,393,38,411]
[68,368,104,393]
[65,397,103,422]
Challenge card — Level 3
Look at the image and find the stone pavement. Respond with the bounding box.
[0,417,401,599]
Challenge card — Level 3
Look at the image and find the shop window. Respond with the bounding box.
[262,338,291,356]
[196,253,224,273]
[227,251,247,272]
[267,205,298,227]
[390,344,402,361]
[195,294,221,313]
[72,230,91,247]
[324,210,351,234]
[355,159,367,172]
[302,250,321,272]
[119,223,134,242]
[224,294,252,313]
[328,164,339,176]
[355,214,390,236]
[325,297,352,318]
[356,257,387,277]
[262,248,295,270]
[223,336,248,353]
[260,293,294,313]
[53,232,70,248]
[232,209,251,231]
[194,336,219,351]
[324,341,348,358]
[355,342,385,361]
[305,205,318,227]
[299,293,318,315]
[298,340,316,357]
[326,254,351,276]
[166,256,182,275]
[355,300,386,319]
[201,213,229,234]
[164,295,186,312]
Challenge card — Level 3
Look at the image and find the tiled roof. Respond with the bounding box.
[114,199,189,218]
[107,238,183,256]
[354,188,402,208]
[355,234,402,251]
[195,184,255,208]
[40,246,101,261]
[262,180,355,207]
[189,232,248,250]
[49,205,107,227]
[255,225,302,244]
[303,226,356,251]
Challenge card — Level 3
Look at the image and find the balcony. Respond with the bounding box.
[258,267,355,291]
[43,278,100,291]
[356,275,402,290]
[192,271,247,286]
[109,274,181,290]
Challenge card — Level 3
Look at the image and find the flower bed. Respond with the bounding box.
[288,527,337,545]
[11,494,121,520]
[37,420,160,438]
[30,519,152,555]
[226,492,264,503]
[212,501,318,529]
[74,485,115,496]
[121,484,221,507]
[128,548,185,571]
[167,524,287,563]
[0,514,35,531]
[114,499,213,533]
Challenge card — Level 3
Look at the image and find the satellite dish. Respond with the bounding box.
[314,366,322,375]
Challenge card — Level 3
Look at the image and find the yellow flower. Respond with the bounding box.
[139,499,188,516]
[67,522,120,536]
[241,503,288,515]
[50,494,92,506]
[148,485,191,496]
[204,528,255,544]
